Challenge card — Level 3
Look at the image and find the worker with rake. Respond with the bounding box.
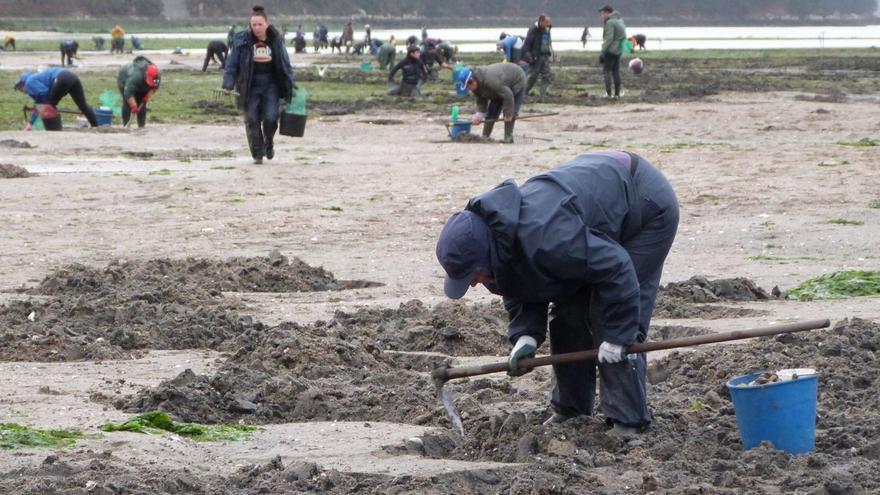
[436,152,679,436]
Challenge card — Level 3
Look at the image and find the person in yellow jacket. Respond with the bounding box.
[111,25,126,54]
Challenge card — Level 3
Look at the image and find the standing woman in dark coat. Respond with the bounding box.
[223,5,295,164]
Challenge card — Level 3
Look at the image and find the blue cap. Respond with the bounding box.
[436,211,492,299]
[455,68,473,97]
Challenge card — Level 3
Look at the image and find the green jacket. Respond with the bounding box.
[472,63,526,118]
[117,56,153,100]
[601,11,626,55]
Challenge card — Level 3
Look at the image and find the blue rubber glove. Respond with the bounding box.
[508,336,537,376]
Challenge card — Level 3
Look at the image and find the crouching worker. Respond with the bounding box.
[223,5,295,164]
[117,56,161,128]
[203,40,229,71]
[60,40,78,66]
[16,68,98,130]
[456,63,525,143]
[436,151,679,437]
[388,45,427,97]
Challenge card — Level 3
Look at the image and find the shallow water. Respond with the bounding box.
[7,25,880,52]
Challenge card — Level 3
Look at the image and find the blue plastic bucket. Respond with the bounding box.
[727,371,818,455]
[95,108,113,126]
[448,120,471,140]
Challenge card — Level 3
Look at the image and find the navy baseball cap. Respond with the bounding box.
[436,211,492,299]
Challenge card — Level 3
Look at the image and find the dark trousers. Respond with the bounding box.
[482,89,525,138]
[61,48,76,66]
[525,55,552,96]
[548,157,679,427]
[120,90,148,128]
[602,52,622,96]
[244,74,281,159]
[48,70,98,128]
[202,47,227,71]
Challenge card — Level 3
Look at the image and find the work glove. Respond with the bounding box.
[598,341,626,364]
[471,112,485,125]
[508,336,537,376]
[23,123,32,131]
[129,101,140,114]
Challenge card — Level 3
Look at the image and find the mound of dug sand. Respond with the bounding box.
[116,300,515,425]
[0,253,380,362]
[0,163,31,178]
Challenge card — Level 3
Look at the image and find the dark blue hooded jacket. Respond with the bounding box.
[223,25,295,109]
[465,153,642,347]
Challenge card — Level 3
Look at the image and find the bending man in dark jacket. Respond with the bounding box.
[521,14,553,98]
[388,45,427,97]
[457,63,526,143]
[223,6,295,164]
[436,152,679,435]
[203,40,228,71]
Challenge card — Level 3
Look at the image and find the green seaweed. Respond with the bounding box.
[826,218,864,226]
[0,423,88,449]
[868,200,880,209]
[835,137,878,147]
[100,411,256,442]
[789,270,880,301]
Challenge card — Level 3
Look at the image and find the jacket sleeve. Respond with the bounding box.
[388,59,406,81]
[475,93,489,113]
[222,42,241,90]
[601,24,613,53]
[521,28,536,62]
[278,44,296,94]
[504,298,550,346]
[585,228,640,346]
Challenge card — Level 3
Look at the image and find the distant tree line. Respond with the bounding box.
[0,0,874,19]
[191,0,877,18]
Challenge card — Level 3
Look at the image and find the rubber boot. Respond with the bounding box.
[482,121,495,139]
[502,121,515,144]
[265,140,274,160]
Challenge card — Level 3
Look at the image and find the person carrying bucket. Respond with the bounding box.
[599,5,627,99]
[223,5,295,164]
[117,56,161,128]
[435,151,679,437]
[16,68,99,130]
[455,63,526,144]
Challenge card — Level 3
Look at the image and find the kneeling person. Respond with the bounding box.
[388,45,427,97]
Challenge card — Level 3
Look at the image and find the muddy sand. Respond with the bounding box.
[0,89,879,493]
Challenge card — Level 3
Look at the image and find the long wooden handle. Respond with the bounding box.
[432,318,830,382]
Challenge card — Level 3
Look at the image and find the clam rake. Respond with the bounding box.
[431,318,830,435]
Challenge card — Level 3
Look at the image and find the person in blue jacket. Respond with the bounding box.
[436,151,679,436]
[15,68,98,130]
[223,5,295,164]
[496,32,524,64]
